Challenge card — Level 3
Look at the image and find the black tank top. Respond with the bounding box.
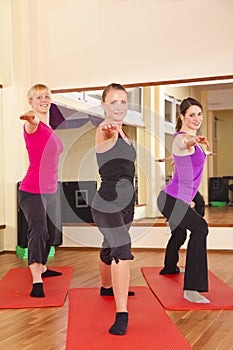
[96,133,136,209]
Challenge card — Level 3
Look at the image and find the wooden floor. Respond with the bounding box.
[136,205,233,226]
[203,204,233,225]
[0,248,232,350]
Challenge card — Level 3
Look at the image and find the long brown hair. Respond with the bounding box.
[176,97,203,132]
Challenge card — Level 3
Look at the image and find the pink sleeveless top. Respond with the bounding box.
[19,121,63,194]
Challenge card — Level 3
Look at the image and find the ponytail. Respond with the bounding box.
[175,115,182,132]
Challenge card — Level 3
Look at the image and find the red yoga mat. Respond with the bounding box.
[66,286,192,350]
[0,266,73,308]
[141,267,233,310]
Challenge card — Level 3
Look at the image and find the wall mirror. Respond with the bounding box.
[51,77,233,225]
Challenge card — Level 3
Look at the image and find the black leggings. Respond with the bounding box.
[193,191,205,217]
[91,206,134,264]
[157,191,209,292]
[18,190,58,265]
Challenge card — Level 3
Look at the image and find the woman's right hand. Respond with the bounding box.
[182,134,209,149]
[195,135,209,147]
[19,110,38,124]
[100,122,120,139]
[101,122,118,131]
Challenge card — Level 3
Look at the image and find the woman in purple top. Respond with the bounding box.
[157,97,210,304]
[18,84,63,298]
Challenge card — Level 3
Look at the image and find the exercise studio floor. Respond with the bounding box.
[0,248,232,350]
[137,205,233,226]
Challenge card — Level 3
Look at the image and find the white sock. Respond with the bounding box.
[184,290,210,304]
[179,267,185,273]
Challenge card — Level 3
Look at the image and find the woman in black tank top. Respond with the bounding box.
[91,83,136,336]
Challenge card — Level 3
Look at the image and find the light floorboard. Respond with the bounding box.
[0,248,232,350]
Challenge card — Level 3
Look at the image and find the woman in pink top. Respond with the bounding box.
[18,84,63,298]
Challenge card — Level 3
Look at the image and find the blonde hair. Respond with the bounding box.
[27,83,51,100]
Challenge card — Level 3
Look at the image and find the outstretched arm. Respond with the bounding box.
[95,122,121,153]
[99,122,119,140]
[183,134,209,149]
[175,134,209,150]
[19,110,39,134]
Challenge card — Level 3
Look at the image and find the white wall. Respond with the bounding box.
[0,0,32,250]
[0,89,4,226]
[62,225,233,250]
[11,0,233,90]
[0,89,5,251]
[1,0,233,251]
[1,87,26,250]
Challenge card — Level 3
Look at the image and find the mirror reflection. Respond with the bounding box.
[51,79,233,226]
